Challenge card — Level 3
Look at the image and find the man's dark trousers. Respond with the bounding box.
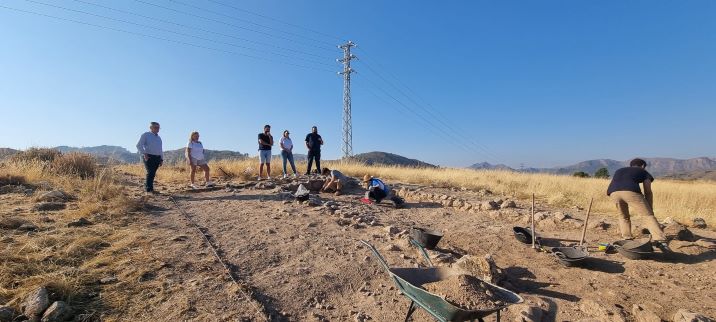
[306,150,321,174]
[143,154,161,192]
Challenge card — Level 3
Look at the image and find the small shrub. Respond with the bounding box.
[10,148,61,163]
[52,152,97,179]
[0,174,26,186]
[594,167,610,179]
[572,171,590,178]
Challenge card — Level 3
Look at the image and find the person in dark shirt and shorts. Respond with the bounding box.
[607,158,668,250]
[257,125,274,180]
[305,126,323,175]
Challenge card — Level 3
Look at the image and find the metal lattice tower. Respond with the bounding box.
[338,41,356,159]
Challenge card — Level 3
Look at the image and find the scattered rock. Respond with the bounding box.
[36,190,67,202]
[554,212,570,221]
[691,218,707,229]
[254,182,276,190]
[663,222,695,241]
[336,219,351,226]
[23,287,49,320]
[662,217,677,225]
[501,200,517,209]
[385,226,400,235]
[578,299,626,322]
[534,212,550,221]
[481,201,499,211]
[99,276,118,284]
[41,301,72,322]
[307,196,322,207]
[67,217,92,228]
[632,304,660,322]
[354,312,371,322]
[33,202,66,212]
[0,306,15,322]
[672,309,714,322]
[589,219,610,230]
[385,244,400,252]
[17,223,38,232]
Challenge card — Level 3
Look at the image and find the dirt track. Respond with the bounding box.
[125,176,716,321]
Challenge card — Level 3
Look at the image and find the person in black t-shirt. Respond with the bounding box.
[257,125,274,180]
[607,158,668,250]
[305,126,323,175]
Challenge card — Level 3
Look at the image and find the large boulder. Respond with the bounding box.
[22,287,49,320]
[453,254,503,284]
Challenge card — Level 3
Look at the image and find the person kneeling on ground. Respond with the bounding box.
[607,158,669,251]
[321,167,346,196]
[362,175,405,208]
[186,131,214,189]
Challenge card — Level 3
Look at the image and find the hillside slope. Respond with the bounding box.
[350,151,437,168]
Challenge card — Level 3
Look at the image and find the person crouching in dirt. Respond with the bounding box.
[607,158,670,251]
[362,175,405,208]
[321,167,347,196]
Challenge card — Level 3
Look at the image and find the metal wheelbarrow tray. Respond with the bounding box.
[362,241,523,322]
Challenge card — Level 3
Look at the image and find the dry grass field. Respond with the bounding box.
[118,158,716,226]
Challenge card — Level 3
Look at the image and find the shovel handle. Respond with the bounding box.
[531,193,536,249]
[579,198,593,246]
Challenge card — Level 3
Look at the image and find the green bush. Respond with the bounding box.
[572,171,590,178]
[594,167,610,179]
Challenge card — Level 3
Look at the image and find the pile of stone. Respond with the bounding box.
[397,188,518,214]
[0,286,73,322]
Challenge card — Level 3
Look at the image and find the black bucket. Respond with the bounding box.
[513,227,538,245]
[551,246,588,267]
[410,227,443,250]
[613,239,653,260]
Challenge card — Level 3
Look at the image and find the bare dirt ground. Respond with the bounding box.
[3,172,715,321]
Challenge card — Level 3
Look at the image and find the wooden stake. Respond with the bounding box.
[579,197,594,246]
[531,193,536,249]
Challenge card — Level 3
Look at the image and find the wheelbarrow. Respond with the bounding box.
[362,240,523,322]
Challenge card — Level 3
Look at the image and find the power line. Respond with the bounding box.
[0,4,336,73]
[68,0,335,60]
[19,0,336,68]
[206,0,345,42]
[355,73,495,160]
[355,48,503,163]
[144,0,336,51]
[355,58,501,163]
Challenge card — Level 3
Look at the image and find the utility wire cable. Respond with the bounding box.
[68,0,335,60]
[140,0,335,51]
[355,48,503,163]
[206,0,345,42]
[356,63,495,159]
[20,0,336,68]
[0,4,336,73]
[355,73,493,159]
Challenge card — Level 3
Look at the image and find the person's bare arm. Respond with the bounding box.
[643,179,654,209]
[319,137,324,145]
[269,134,274,146]
[185,147,192,165]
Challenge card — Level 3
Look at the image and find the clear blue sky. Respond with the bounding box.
[1,0,714,167]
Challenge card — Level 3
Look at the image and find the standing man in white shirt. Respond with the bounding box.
[185,131,214,189]
[136,122,163,194]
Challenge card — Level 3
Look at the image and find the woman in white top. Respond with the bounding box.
[186,131,213,189]
[279,130,298,178]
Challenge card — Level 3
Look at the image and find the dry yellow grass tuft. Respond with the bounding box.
[119,158,716,226]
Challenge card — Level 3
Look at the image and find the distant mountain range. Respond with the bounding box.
[470,157,716,179]
[350,152,437,168]
[30,145,248,164]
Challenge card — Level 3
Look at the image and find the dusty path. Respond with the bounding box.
[140,178,716,322]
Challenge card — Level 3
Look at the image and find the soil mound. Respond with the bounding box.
[422,274,506,311]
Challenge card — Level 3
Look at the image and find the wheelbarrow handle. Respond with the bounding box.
[409,238,434,268]
[360,240,391,273]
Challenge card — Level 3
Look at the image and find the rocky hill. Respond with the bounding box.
[0,148,19,160]
[350,151,437,168]
[472,157,716,179]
